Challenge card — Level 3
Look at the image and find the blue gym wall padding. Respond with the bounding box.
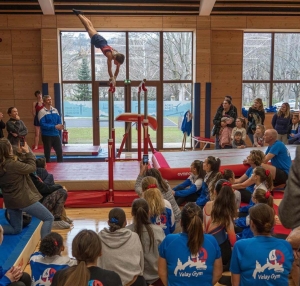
[205,82,212,139]
[42,83,48,96]
[193,83,200,137]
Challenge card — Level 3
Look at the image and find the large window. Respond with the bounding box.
[243,33,300,110]
[60,31,193,149]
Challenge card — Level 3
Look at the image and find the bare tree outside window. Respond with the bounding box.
[243,33,300,110]
[129,32,160,80]
[60,31,193,146]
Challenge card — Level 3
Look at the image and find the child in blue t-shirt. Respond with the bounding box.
[288,113,300,144]
[30,232,76,285]
[235,188,274,240]
[159,203,222,286]
[173,160,207,206]
[231,204,293,286]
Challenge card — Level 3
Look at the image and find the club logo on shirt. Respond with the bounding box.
[155,214,167,229]
[174,248,208,277]
[33,268,56,285]
[252,249,285,280]
[88,280,103,286]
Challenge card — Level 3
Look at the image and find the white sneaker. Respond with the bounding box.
[52,220,70,229]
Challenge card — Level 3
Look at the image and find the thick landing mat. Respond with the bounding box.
[47,161,140,191]
[33,144,101,156]
[0,210,42,271]
[153,146,297,180]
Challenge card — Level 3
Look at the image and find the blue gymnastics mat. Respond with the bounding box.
[0,209,41,270]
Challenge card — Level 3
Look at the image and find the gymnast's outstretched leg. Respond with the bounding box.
[73,10,97,38]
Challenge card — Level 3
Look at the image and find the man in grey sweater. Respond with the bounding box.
[278,146,300,229]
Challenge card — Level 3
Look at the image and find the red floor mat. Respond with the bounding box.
[65,191,107,208]
[113,191,139,204]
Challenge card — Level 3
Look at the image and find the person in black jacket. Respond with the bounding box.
[216,95,238,118]
[0,111,5,138]
[29,173,70,229]
[247,98,265,144]
[212,99,237,149]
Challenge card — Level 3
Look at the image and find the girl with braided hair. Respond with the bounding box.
[141,176,175,236]
[30,232,76,284]
[98,208,146,286]
[127,199,165,286]
[158,202,223,285]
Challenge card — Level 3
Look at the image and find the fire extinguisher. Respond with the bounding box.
[62,121,68,145]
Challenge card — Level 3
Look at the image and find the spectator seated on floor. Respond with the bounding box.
[35,158,54,186]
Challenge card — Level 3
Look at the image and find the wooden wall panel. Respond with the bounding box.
[15,99,34,118]
[7,15,42,29]
[196,16,210,30]
[11,31,41,56]
[211,29,243,125]
[211,16,247,29]
[0,55,12,66]
[211,30,243,65]
[0,100,15,112]
[0,30,12,66]
[57,15,84,29]
[42,40,58,65]
[11,30,41,65]
[41,28,57,40]
[0,15,7,28]
[247,16,300,30]
[42,16,57,28]
[163,16,196,29]
[0,66,13,97]
[43,65,59,84]
[196,65,210,84]
[92,16,163,29]
[13,65,42,99]
[211,65,242,95]
[0,30,12,53]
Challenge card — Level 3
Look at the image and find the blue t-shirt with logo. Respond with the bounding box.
[230,236,293,286]
[245,167,255,193]
[265,141,292,174]
[159,233,221,286]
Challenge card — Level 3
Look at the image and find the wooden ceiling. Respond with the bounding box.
[1,0,300,16]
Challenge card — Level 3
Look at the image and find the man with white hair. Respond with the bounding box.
[261,129,292,186]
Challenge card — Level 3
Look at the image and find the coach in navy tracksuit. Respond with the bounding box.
[38,95,64,163]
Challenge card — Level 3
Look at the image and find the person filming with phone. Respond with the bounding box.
[6,107,28,147]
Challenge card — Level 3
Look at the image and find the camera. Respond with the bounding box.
[143,154,149,165]
[20,138,25,147]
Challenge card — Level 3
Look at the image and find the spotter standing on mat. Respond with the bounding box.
[73,9,125,86]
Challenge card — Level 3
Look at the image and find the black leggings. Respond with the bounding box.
[9,272,31,286]
[237,189,252,204]
[220,239,232,272]
[175,193,199,206]
[131,276,147,286]
[218,239,232,286]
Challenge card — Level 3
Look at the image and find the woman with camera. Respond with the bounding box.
[0,138,53,239]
